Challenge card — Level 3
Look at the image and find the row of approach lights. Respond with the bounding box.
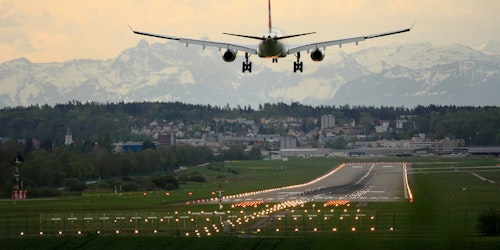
[22,212,392,237]
[225,201,392,234]
[22,199,397,237]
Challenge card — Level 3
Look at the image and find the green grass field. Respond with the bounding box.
[1,157,499,249]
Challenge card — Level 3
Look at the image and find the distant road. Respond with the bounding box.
[218,162,407,204]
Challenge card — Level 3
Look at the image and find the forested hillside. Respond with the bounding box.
[1,102,498,145]
[0,102,498,198]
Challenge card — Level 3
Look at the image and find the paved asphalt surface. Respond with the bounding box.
[220,163,407,204]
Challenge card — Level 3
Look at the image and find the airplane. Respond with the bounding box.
[130,0,413,73]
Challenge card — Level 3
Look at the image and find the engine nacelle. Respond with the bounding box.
[222,49,237,62]
[310,49,325,62]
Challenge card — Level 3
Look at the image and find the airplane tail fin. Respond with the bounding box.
[268,0,272,33]
[222,0,316,41]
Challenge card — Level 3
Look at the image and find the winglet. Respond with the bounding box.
[128,24,136,33]
[410,21,416,30]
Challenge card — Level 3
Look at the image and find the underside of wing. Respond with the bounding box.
[178,38,257,55]
[287,26,412,55]
[288,36,365,54]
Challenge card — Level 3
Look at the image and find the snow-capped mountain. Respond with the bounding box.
[1,40,499,108]
[478,40,500,55]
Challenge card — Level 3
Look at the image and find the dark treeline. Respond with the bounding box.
[1,101,499,145]
[0,139,256,198]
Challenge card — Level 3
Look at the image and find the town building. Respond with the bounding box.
[321,115,335,129]
[280,136,297,149]
[158,132,176,146]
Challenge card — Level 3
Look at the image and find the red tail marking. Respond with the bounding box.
[268,0,272,33]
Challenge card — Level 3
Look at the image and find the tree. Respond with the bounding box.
[40,139,53,152]
[220,145,246,160]
[97,133,112,153]
[25,138,34,152]
[331,137,347,149]
[142,140,156,151]
[152,175,179,190]
[477,208,500,236]
[63,178,87,192]
[246,146,262,160]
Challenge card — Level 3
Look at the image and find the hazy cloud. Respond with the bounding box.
[0,0,498,63]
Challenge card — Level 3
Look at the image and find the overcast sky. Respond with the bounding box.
[1,0,499,63]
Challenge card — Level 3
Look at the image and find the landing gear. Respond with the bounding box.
[242,61,252,73]
[294,61,303,73]
[242,53,252,73]
[293,52,303,73]
[272,58,278,63]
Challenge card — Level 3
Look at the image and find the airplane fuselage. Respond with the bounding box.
[258,36,287,58]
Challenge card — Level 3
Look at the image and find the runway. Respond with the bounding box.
[218,162,407,204]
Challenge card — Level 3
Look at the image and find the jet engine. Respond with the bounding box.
[222,49,237,62]
[310,49,325,62]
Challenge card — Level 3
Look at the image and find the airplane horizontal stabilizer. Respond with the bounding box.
[223,32,316,41]
[275,32,316,40]
[222,33,265,40]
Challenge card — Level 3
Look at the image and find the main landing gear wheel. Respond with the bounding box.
[242,53,252,73]
[293,52,303,73]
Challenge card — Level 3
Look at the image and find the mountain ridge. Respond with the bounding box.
[1,40,499,108]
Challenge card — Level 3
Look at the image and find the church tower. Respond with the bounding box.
[65,127,73,145]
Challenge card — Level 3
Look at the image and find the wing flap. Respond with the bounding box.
[179,38,257,54]
[288,37,365,54]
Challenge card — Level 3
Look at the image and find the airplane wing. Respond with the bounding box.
[287,26,412,54]
[130,26,258,55]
